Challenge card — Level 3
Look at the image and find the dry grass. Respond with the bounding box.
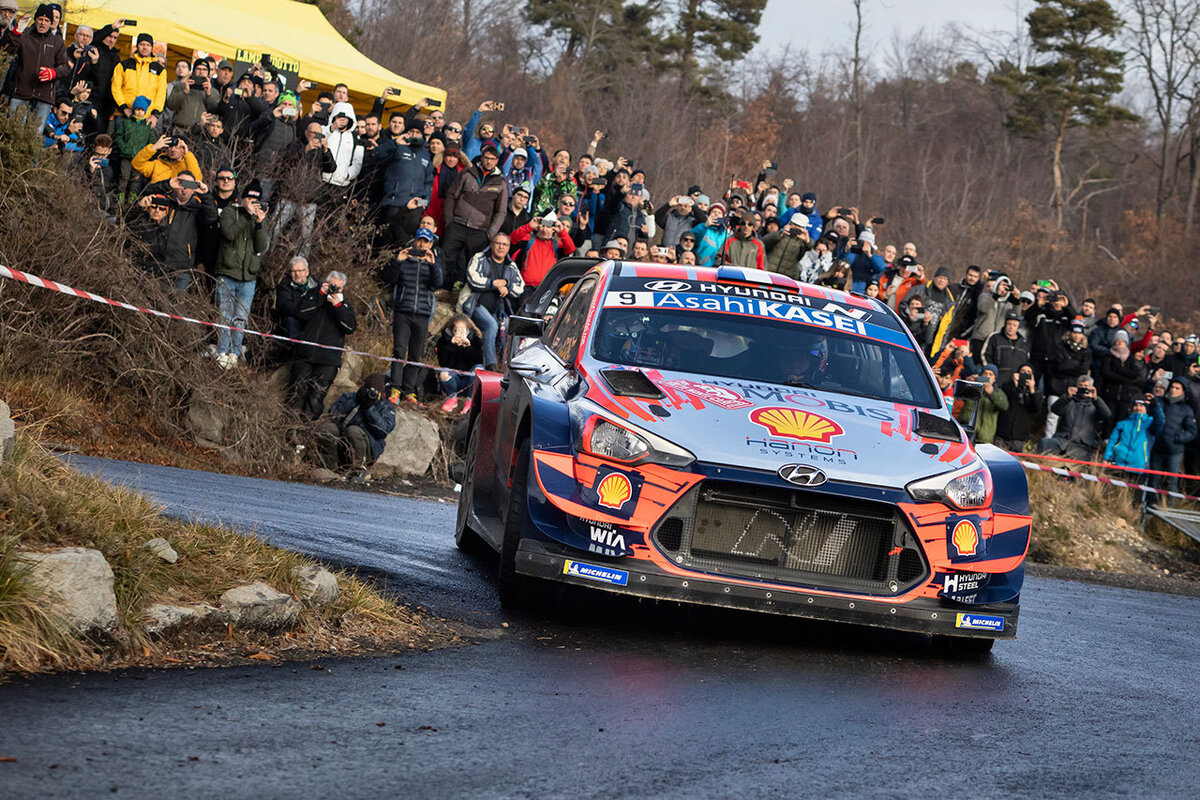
[0,434,450,675]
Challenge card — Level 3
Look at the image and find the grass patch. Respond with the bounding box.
[0,434,450,674]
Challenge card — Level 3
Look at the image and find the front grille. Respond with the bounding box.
[650,481,928,595]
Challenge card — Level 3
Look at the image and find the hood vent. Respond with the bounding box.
[599,369,664,399]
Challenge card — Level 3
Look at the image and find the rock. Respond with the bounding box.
[186,392,230,449]
[0,399,14,463]
[292,565,339,604]
[310,467,341,483]
[20,548,118,634]
[219,582,301,631]
[143,537,179,564]
[323,352,367,414]
[372,407,440,477]
[140,603,228,637]
[267,363,292,394]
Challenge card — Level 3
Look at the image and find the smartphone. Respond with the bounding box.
[260,53,272,65]
[1036,280,1054,288]
[764,161,778,176]
[97,158,109,166]
[870,216,886,224]
[125,19,138,25]
[523,135,536,146]
[494,102,505,111]
[413,197,429,208]
[426,98,442,108]
[233,87,244,97]
[1148,306,1161,316]
[630,182,644,195]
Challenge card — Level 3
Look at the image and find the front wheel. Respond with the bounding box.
[454,414,486,553]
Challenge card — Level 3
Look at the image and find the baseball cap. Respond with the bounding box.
[413,227,437,242]
[1019,291,1035,303]
[512,147,528,159]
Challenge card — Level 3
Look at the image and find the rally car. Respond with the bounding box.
[455,259,1030,651]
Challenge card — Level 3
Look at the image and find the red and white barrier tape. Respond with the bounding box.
[0,264,472,376]
[1018,459,1200,503]
[1010,450,1198,482]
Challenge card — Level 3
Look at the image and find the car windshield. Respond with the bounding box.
[591,308,941,407]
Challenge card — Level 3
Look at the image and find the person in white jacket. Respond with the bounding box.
[321,101,363,202]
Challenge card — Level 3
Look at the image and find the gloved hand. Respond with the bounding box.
[356,386,380,407]
[38,67,57,83]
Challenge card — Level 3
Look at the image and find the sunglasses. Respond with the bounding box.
[447,126,462,133]
[560,201,576,207]
[910,306,924,311]
[217,174,236,180]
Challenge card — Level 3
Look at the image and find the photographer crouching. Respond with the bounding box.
[313,373,395,479]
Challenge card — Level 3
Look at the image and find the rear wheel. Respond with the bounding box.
[454,415,486,553]
[497,438,534,607]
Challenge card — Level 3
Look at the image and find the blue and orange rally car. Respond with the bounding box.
[455,258,1031,650]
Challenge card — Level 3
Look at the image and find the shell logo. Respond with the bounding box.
[596,473,634,510]
[749,407,845,443]
[951,520,979,557]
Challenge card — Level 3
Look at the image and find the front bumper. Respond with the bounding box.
[515,539,1018,639]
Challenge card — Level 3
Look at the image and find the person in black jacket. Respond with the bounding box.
[1043,321,1093,437]
[434,313,483,414]
[129,172,218,292]
[1039,375,1112,460]
[993,364,1043,452]
[377,122,435,247]
[289,270,356,419]
[982,313,1030,385]
[314,372,396,478]
[1149,380,1198,502]
[274,256,318,357]
[1097,333,1146,434]
[271,121,336,258]
[381,228,443,403]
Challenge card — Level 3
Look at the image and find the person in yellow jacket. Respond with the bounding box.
[111,33,167,115]
[132,134,203,183]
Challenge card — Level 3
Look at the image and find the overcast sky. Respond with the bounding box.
[754,0,1030,60]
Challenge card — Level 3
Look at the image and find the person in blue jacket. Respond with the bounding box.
[377,122,434,247]
[690,201,730,267]
[779,191,823,241]
[1103,397,1163,469]
[315,372,396,478]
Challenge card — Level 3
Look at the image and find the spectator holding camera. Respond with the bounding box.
[1097,329,1146,429]
[289,271,356,419]
[968,274,1016,358]
[132,133,202,183]
[502,143,543,199]
[80,132,115,212]
[994,364,1043,452]
[510,211,576,290]
[212,181,270,369]
[314,373,395,479]
[1039,375,1111,460]
[252,86,300,169]
[656,195,696,249]
[3,3,69,130]
[377,120,435,245]
[762,216,810,280]
[844,229,885,293]
[320,102,363,205]
[532,149,578,218]
[690,201,730,267]
[272,121,336,256]
[137,171,218,291]
[982,311,1030,386]
[1043,320,1093,437]
[166,58,219,129]
[273,255,318,359]
[902,295,934,351]
[443,144,508,288]
[381,228,443,404]
[111,32,167,115]
[955,364,1009,446]
[1149,379,1198,502]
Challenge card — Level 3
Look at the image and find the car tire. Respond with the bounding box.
[497,437,534,608]
[932,634,995,654]
[454,415,486,554]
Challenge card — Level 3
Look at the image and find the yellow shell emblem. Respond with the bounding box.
[951,520,979,557]
[596,473,633,510]
[749,407,845,443]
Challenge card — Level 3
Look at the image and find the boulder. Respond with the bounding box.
[186,392,230,449]
[291,564,340,604]
[20,547,119,634]
[140,603,228,637]
[372,407,440,477]
[219,582,301,631]
[267,363,292,394]
[0,399,14,463]
[143,537,179,564]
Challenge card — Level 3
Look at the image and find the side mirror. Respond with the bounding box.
[954,379,984,442]
[507,315,545,338]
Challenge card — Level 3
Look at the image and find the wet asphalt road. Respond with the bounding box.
[2,457,1198,798]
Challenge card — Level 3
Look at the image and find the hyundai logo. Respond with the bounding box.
[778,464,828,486]
[644,280,692,292]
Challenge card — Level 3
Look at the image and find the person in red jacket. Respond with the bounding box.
[509,210,576,289]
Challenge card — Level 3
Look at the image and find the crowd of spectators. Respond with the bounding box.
[4,4,1198,488]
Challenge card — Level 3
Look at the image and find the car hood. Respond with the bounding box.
[585,367,972,489]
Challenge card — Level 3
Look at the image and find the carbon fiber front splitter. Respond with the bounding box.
[515,539,1019,639]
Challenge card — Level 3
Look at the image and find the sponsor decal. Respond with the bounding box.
[588,523,628,552]
[660,379,754,410]
[563,559,629,586]
[955,612,1004,632]
[941,571,990,600]
[644,280,692,292]
[746,438,859,464]
[778,464,828,486]
[596,472,634,510]
[604,291,875,337]
[750,407,845,443]
[949,519,980,557]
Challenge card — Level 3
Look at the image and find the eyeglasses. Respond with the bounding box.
[217,174,236,180]
[910,306,924,311]
[447,126,462,133]
[560,201,576,207]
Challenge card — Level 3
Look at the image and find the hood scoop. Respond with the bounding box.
[599,369,664,399]
[914,410,962,442]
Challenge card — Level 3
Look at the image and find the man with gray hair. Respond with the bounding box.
[1038,374,1112,461]
[273,255,318,358]
[288,269,356,419]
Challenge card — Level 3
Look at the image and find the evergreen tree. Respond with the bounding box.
[991,0,1136,229]
[668,0,768,97]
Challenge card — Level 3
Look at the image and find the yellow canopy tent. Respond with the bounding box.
[64,0,446,113]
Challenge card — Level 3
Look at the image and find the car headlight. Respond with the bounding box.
[906,461,992,509]
[574,411,695,468]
